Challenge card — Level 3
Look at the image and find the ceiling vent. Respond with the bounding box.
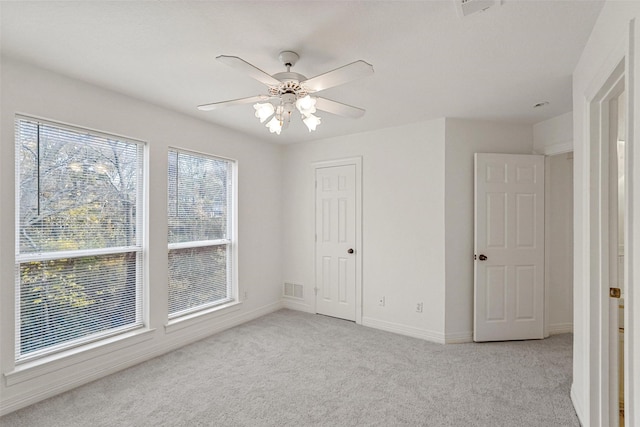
[455,0,500,17]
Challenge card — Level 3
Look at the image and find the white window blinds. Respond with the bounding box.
[167,150,233,318]
[15,117,144,361]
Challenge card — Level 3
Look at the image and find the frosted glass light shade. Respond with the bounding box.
[295,95,317,117]
[266,116,282,135]
[303,114,321,132]
[254,103,275,123]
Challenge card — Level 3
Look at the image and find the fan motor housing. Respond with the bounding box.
[280,93,296,106]
[272,71,307,83]
[269,73,309,98]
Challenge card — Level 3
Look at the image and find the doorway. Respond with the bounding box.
[587,58,628,426]
[544,152,574,337]
[607,87,626,426]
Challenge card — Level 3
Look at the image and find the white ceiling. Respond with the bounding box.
[1,1,604,144]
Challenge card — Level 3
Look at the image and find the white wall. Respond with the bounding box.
[443,119,533,341]
[572,2,640,425]
[533,111,573,155]
[281,118,536,344]
[281,119,448,342]
[0,57,284,414]
[546,153,574,334]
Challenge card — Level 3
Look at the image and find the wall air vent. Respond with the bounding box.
[455,0,500,17]
[284,282,304,299]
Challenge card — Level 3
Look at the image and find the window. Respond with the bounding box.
[15,116,144,361]
[167,150,234,319]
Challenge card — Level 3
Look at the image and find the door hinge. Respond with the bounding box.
[314,287,318,296]
[610,287,621,298]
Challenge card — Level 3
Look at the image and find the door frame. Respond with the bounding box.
[606,85,625,426]
[312,157,363,324]
[543,150,574,339]
[584,42,634,425]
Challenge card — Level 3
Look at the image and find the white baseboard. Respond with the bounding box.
[570,383,585,425]
[165,301,284,343]
[282,298,314,313]
[0,301,284,416]
[361,316,445,344]
[444,331,473,343]
[548,322,573,335]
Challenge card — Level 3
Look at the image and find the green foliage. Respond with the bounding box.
[167,150,229,243]
[17,120,140,356]
[19,254,137,355]
[16,122,233,357]
[19,121,139,253]
[168,246,228,315]
[167,150,232,315]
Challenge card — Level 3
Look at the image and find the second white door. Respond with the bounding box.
[474,153,545,342]
[315,163,357,321]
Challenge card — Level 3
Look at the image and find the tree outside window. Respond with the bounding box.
[16,117,144,360]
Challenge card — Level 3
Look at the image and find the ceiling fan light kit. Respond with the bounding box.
[198,50,373,135]
[254,102,275,123]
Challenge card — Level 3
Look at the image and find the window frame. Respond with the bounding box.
[166,147,236,321]
[14,115,146,363]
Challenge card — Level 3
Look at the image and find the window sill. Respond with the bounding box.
[4,327,155,386]
[164,300,242,334]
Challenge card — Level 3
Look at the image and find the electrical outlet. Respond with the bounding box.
[416,302,423,313]
[379,296,385,307]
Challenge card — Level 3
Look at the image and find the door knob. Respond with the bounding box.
[347,248,354,254]
[478,254,488,261]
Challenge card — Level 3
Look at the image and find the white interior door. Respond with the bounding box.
[474,153,545,342]
[315,164,357,321]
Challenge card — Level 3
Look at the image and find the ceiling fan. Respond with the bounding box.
[197,51,374,135]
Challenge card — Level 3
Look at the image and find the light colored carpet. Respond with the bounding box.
[1,309,578,426]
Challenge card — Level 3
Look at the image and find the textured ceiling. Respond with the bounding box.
[0,1,604,144]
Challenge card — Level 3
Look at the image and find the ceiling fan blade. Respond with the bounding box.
[216,55,281,87]
[197,95,271,111]
[303,60,374,93]
[315,97,366,118]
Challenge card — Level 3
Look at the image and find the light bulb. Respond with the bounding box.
[254,103,275,123]
[266,116,282,135]
[303,114,321,132]
[296,95,317,116]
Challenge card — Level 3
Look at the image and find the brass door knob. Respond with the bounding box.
[347,248,354,254]
[478,254,488,261]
